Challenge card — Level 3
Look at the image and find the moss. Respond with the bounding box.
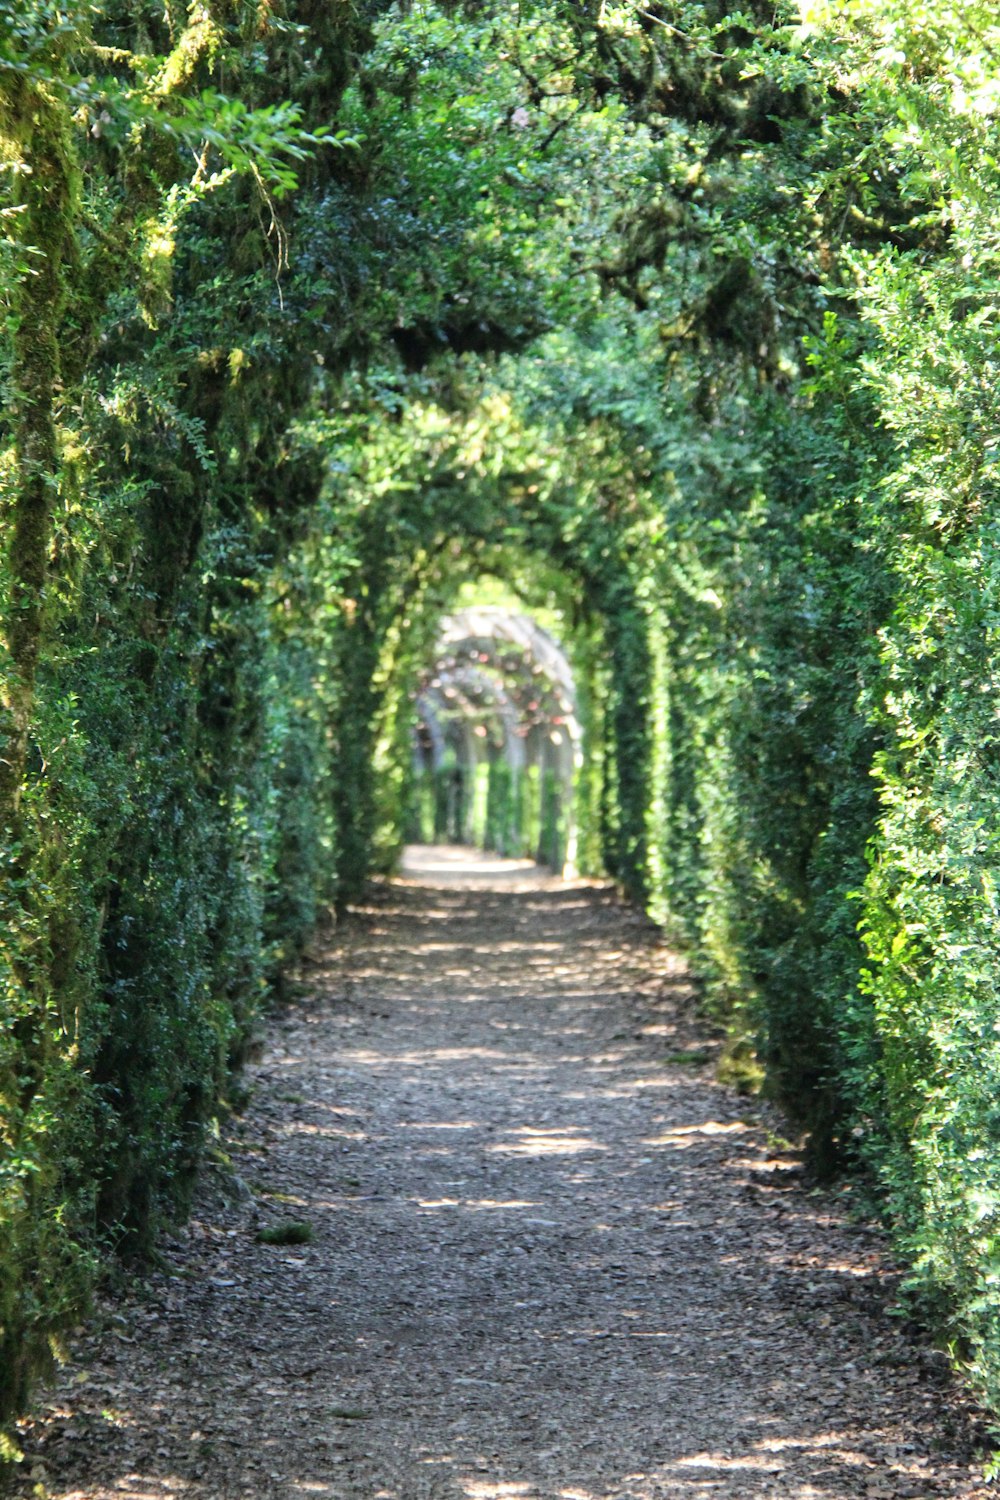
[153,5,225,94]
[256,1219,314,1246]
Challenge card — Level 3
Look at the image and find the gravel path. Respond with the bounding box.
[13,850,989,1499]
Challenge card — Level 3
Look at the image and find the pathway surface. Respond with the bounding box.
[14,849,989,1500]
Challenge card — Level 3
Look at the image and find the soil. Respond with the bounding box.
[11,847,993,1500]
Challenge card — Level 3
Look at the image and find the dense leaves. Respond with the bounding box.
[4,0,1000,1454]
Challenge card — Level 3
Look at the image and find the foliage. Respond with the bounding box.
[5,0,1000,1450]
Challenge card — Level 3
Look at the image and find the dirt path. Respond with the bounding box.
[13,850,989,1500]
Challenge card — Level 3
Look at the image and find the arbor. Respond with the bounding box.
[5,0,1000,1446]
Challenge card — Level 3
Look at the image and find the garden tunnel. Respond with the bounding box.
[331,474,655,907]
[407,604,582,873]
[9,0,1000,1444]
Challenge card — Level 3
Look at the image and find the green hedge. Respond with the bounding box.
[7,0,1000,1450]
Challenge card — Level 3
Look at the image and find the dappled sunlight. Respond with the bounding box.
[20,878,983,1500]
[406,855,541,877]
[342,1045,512,1068]
[410,1197,540,1211]
[486,1126,609,1158]
[462,1483,536,1498]
[400,846,571,893]
[36,1417,950,1500]
[283,1120,367,1140]
[642,1121,750,1150]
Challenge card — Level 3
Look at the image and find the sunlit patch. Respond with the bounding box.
[84,1477,193,1497]
[410,1197,538,1210]
[642,1120,749,1148]
[409,940,481,953]
[399,1119,480,1130]
[282,1121,366,1140]
[344,1046,509,1067]
[675,1451,785,1471]
[414,857,540,874]
[487,1127,607,1157]
[463,1481,536,1498]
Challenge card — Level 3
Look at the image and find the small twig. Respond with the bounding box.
[249,162,290,309]
[190,138,211,188]
[538,115,572,154]
[637,10,728,60]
